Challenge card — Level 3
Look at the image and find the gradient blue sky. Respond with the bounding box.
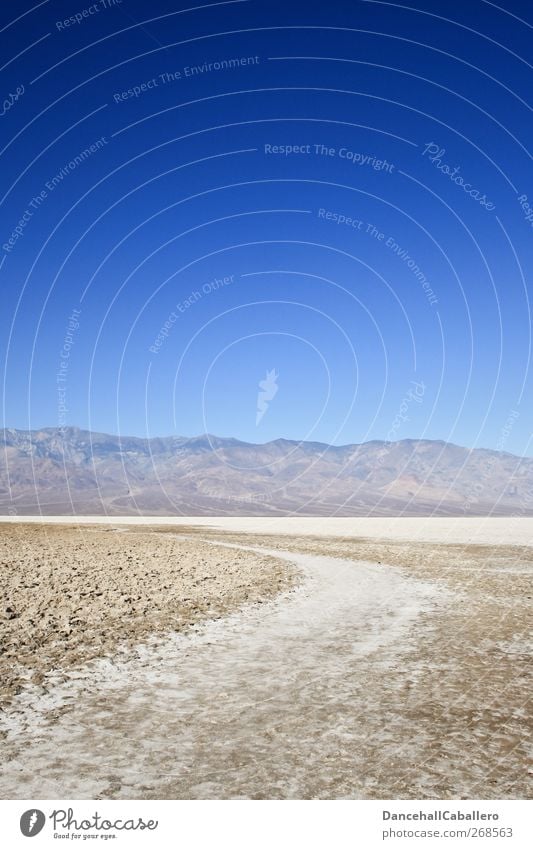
[1,0,532,453]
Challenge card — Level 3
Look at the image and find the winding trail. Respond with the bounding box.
[1,544,441,799]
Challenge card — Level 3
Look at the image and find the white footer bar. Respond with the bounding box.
[1,799,530,848]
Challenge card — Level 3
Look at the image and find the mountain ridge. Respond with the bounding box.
[0,427,531,516]
[2,425,519,456]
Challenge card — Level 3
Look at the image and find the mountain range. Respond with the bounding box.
[0,427,531,516]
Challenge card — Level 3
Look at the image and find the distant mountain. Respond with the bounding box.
[0,427,531,516]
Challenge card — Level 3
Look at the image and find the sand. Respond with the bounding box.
[1,519,531,799]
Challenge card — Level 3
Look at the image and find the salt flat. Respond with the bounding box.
[5,515,533,545]
[0,519,531,799]
[1,544,438,799]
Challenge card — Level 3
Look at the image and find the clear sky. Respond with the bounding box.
[1,0,532,454]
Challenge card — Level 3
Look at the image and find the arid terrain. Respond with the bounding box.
[1,518,531,800]
[0,524,295,705]
[2,427,533,515]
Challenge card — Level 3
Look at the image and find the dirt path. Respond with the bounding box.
[1,544,441,799]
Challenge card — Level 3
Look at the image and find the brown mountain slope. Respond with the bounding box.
[0,428,531,516]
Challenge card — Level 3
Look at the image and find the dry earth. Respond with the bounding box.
[0,524,295,705]
[200,530,533,798]
[0,520,531,799]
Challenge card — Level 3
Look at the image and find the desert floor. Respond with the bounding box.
[0,518,531,799]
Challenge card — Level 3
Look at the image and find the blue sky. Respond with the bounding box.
[1,0,532,454]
